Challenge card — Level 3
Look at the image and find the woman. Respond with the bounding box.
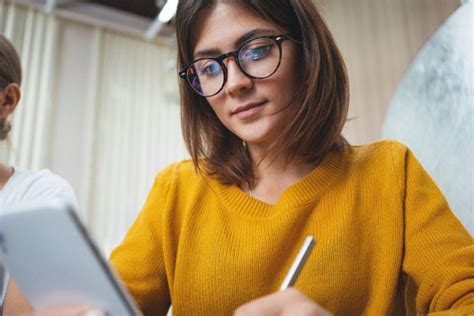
[0,34,79,314]
[109,0,473,314]
[8,0,474,315]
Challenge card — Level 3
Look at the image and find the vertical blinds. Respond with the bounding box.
[1,3,187,255]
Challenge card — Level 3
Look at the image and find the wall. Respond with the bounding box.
[319,0,460,144]
[0,0,461,253]
[1,2,186,254]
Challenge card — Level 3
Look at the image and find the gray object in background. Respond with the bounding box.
[0,201,140,315]
[382,0,473,234]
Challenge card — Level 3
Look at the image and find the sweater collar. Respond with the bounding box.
[208,147,347,218]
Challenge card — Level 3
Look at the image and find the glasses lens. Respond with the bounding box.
[187,58,224,96]
[239,37,280,78]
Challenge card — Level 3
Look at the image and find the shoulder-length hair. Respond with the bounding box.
[176,0,349,188]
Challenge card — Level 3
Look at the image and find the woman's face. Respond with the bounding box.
[192,2,299,147]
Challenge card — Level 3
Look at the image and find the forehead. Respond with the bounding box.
[192,2,279,55]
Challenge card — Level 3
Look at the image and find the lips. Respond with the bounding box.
[232,101,267,117]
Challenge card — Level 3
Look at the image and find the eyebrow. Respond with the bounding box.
[193,28,278,59]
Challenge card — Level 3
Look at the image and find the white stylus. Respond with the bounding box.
[279,235,316,291]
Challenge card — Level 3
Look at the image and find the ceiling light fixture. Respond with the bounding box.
[158,0,178,23]
[145,0,178,39]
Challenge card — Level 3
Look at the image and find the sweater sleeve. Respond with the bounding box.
[109,165,175,316]
[398,147,474,315]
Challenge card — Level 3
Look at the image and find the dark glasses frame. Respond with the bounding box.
[179,34,288,97]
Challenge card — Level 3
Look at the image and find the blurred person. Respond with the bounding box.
[0,33,78,314]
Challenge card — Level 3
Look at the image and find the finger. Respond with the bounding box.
[234,288,304,316]
[234,288,330,316]
[281,302,329,316]
[234,299,281,316]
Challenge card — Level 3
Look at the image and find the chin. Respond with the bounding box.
[241,134,272,146]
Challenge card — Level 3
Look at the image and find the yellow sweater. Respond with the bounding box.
[110,141,473,315]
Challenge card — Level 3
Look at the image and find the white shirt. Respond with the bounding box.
[0,167,79,307]
[0,167,78,212]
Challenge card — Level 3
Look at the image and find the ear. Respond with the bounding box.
[0,83,21,120]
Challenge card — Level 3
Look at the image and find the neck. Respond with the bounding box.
[246,143,320,204]
[0,162,13,189]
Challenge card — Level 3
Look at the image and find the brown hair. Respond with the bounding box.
[176,0,349,188]
[0,34,22,140]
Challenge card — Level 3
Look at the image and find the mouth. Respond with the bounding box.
[232,101,267,119]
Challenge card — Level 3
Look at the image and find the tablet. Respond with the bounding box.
[0,200,141,315]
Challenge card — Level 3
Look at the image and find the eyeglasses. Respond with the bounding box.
[179,35,288,97]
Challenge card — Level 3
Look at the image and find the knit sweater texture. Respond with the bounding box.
[110,140,474,315]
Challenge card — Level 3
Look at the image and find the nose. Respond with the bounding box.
[224,58,253,95]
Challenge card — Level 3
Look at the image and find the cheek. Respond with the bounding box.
[284,53,300,84]
[267,65,298,102]
[207,98,231,127]
[207,97,222,116]
[270,48,299,91]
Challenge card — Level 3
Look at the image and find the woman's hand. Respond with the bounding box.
[234,288,332,316]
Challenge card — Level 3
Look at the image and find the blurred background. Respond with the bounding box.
[0,0,466,254]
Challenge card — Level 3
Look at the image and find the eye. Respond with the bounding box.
[199,61,222,77]
[241,44,273,61]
